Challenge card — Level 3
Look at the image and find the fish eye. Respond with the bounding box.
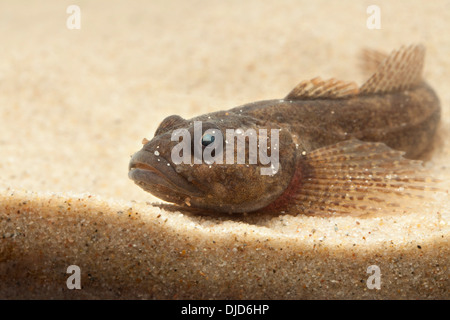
[190,123,223,160]
[201,133,216,147]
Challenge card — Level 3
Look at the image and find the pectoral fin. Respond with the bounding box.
[288,140,442,216]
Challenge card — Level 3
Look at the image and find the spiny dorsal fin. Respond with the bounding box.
[359,44,425,95]
[285,77,359,100]
[359,48,389,78]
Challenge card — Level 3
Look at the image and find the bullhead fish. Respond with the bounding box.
[128,44,441,215]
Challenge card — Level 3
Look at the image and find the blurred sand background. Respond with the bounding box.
[0,0,448,299]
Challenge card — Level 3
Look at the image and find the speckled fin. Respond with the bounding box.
[293,140,441,216]
[285,77,359,100]
[359,44,425,95]
[358,47,389,78]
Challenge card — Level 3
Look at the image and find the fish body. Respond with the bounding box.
[129,45,441,215]
[231,82,439,159]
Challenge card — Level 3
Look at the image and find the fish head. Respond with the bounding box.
[129,112,297,213]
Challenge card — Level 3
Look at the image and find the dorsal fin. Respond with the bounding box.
[359,44,425,95]
[285,77,359,100]
[359,47,389,78]
[286,44,425,100]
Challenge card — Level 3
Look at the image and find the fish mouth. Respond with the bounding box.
[128,149,202,199]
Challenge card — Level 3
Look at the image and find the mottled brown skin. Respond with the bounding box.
[129,82,440,214]
[235,83,440,159]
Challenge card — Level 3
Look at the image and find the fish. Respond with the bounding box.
[128,44,441,215]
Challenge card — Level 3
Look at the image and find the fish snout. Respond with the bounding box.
[128,148,202,197]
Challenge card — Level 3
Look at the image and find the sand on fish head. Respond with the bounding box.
[0,0,449,299]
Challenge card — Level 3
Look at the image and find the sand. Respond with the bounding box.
[0,0,448,299]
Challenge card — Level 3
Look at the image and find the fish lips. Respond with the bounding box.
[128,149,202,198]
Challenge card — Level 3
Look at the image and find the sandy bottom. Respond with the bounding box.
[0,0,448,299]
